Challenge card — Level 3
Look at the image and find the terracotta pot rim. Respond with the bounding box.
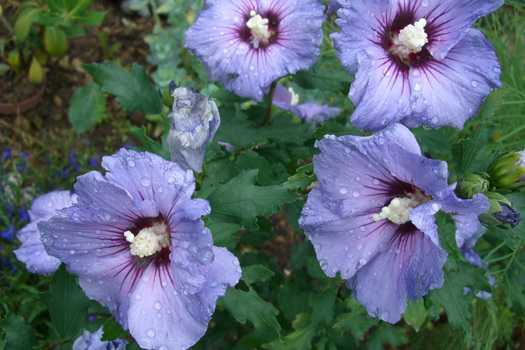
[0,75,47,115]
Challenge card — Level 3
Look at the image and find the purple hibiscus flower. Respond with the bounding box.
[39,149,241,350]
[167,87,220,174]
[185,0,325,101]
[14,191,77,274]
[73,327,127,350]
[330,0,503,131]
[273,84,341,124]
[299,124,490,323]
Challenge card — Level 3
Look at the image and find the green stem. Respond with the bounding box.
[265,80,278,126]
[148,0,162,29]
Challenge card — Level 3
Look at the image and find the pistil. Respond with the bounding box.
[373,191,428,225]
[124,222,170,258]
[246,10,272,49]
[391,18,428,60]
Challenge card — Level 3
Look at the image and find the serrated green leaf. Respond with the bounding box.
[130,116,170,159]
[452,126,490,177]
[68,81,106,133]
[259,114,311,145]
[203,216,239,249]
[235,151,277,186]
[402,299,427,331]
[263,314,314,350]
[43,265,91,339]
[283,163,315,191]
[242,264,275,285]
[220,288,281,335]
[478,88,509,122]
[333,300,379,342]
[308,287,337,328]
[215,106,268,149]
[314,118,358,140]
[198,157,239,199]
[0,315,36,350]
[83,61,163,114]
[412,126,457,159]
[295,62,353,92]
[277,283,309,323]
[207,170,297,230]
[101,319,127,341]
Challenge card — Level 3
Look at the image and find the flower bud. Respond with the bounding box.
[166,87,220,173]
[456,173,489,199]
[479,192,522,228]
[488,151,525,190]
[28,57,44,84]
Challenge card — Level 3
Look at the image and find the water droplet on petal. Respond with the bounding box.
[339,187,348,195]
[357,244,363,251]
[135,293,142,300]
[155,302,162,310]
[141,177,151,187]
[147,329,156,338]
[470,80,478,88]
[413,82,422,92]
[352,191,360,198]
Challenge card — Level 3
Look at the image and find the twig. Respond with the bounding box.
[43,339,73,350]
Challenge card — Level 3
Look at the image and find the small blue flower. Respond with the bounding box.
[299,124,490,323]
[167,87,221,173]
[273,84,340,124]
[2,224,15,241]
[2,148,12,160]
[185,0,326,101]
[330,0,503,131]
[73,327,127,350]
[18,206,29,222]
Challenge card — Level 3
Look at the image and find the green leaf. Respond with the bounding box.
[43,265,91,339]
[101,319,127,341]
[203,217,240,249]
[477,88,509,122]
[235,151,277,186]
[207,170,297,230]
[259,114,312,145]
[68,81,106,133]
[308,287,337,328]
[277,282,309,323]
[83,61,163,114]
[215,106,267,149]
[263,314,314,350]
[0,315,36,350]
[74,11,106,26]
[314,118,358,140]
[412,126,457,159]
[130,116,170,159]
[14,8,44,42]
[242,264,275,285]
[283,164,315,191]
[220,288,281,335]
[402,299,427,331]
[452,126,490,177]
[333,300,379,342]
[295,62,353,93]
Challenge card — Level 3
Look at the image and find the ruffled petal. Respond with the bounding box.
[14,222,61,274]
[407,29,502,129]
[331,0,395,74]
[411,0,505,60]
[349,48,411,130]
[102,149,196,216]
[14,190,76,274]
[349,228,445,323]
[127,247,240,350]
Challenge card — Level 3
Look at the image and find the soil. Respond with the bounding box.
[0,0,154,154]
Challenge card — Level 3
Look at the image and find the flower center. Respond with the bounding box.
[246,10,272,49]
[288,87,300,106]
[391,18,428,60]
[373,191,427,225]
[124,222,170,258]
